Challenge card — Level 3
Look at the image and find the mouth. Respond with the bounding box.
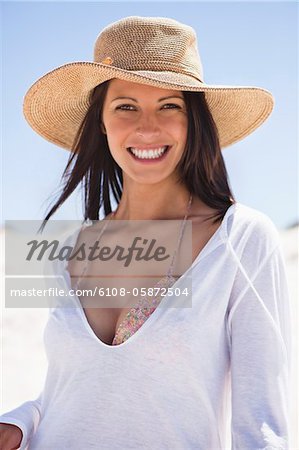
[127,145,171,162]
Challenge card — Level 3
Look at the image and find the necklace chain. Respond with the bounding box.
[167,192,193,278]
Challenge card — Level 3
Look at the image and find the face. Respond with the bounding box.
[101,79,188,185]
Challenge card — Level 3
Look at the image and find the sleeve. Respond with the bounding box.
[0,391,43,449]
[226,222,292,449]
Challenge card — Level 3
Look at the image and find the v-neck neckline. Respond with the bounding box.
[60,202,237,349]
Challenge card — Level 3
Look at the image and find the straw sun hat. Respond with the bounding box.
[23,16,274,151]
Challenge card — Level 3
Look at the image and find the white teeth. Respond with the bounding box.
[129,146,168,159]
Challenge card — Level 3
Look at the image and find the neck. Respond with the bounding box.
[113,182,192,220]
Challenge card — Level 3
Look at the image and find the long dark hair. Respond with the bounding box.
[38,80,235,232]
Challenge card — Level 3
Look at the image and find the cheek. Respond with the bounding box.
[105,117,135,142]
[104,118,127,147]
[170,117,188,144]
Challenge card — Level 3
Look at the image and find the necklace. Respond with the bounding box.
[75,193,193,345]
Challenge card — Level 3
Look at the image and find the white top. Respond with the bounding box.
[1,203,291,449]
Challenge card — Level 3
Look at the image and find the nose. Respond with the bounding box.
[135,113,160,138]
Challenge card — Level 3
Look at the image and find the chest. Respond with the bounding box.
[67,217,221,346]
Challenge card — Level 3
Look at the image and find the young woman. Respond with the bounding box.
[0,16,291,449]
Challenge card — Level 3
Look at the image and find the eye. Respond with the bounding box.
[162,103,181,109]
[115,104,136,111]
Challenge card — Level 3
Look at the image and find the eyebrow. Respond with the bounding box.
[111,95,185,103]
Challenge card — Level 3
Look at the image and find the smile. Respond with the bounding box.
[127,146,170,161]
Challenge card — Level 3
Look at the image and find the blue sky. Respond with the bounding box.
[1,1,298,228]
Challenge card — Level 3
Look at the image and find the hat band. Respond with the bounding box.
[123,69,204,88]
[99,55,203,83]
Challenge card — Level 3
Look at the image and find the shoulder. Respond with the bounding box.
[224,202,281,260]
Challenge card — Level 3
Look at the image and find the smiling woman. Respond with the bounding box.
[0,15,291,450]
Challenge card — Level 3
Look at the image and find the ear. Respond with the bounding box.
[100,122,107,134]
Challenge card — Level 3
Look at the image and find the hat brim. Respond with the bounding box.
[23,61,274,150]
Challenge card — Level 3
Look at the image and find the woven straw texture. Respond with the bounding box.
[23,16,274,150]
